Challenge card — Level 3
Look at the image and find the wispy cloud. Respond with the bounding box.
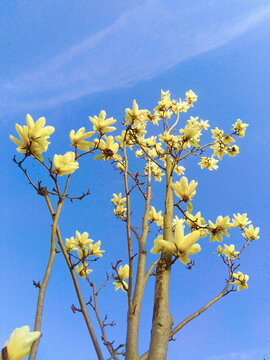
[207,347,270,360]
[2,0,270,115]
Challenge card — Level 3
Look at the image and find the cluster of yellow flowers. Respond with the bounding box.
[9,89,259,293]
[10,90,248,180]
[111,193,127,218]
[65,231,104,278]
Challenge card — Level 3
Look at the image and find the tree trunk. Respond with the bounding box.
[147,155,174,360]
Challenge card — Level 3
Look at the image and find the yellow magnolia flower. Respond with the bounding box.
[145,162,164,182]
[70,127,94,151]
[232,119,248,137]
[125,100,149,126]
[222,134,235,146]
[88,241,105,257]
[115,130,134,149]
[211,127,224,140]
[0,326,41,360]
[232,213,251,228]
[113,264,129,292]
[111,193,126,206]
[98,136,119,160]
[172,216,185,229]
[75,263,92,278]
[150,224,201,264]
[172,176,198,202]
[73,231,93,250]
[210,141,228,160]
[217,245,224,256]
[181,124,200,141]
[53,152,79,176]
[65,236,78,252]
[222,244,240,258]
[10,114,55,160]
[208,216,232,242]
[89,110,116,134]
[230,271,249,291]
[198,157,218,171]
[148,206,163,227]
[176,99,189,113]
[174,165,185,176]
[114,204,127,218]
[243,225,260,241]
[185,211,207,237]
[185,90,198,106]
[228,145,239,157]
[159,131,175,144]
[198,119,210,130]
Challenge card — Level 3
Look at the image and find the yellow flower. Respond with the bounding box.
[198,157,218,171]
[198,119,210,130]
[88,241,105,257]
[185,211,207,237]
[89,110,116,134]
[230,271,249,291]
[148,206,163,227]
[182,124,201,141]
[222,244,240,258]
[75,263,92,278]
[232,119,248,137]
[150,224,201,264]
[228,145,239,157]
[10,114,55,160]
[172,216,185,229]
[210,141,228,160]
[115,130,134,149]
[208,216,232,242]
[150,235,166,254]
[217,245,224,256]
[125,100,149,126]
[145,162,164,182]
[222,134,235,146]
[243,225,260,241]
[53,152,79,176]
[211,127,224,140]
[113,264,129,292]
[65,236,78,252]
[74,231,93,248]
[111,193,126,206]
[172,176,198,202]
[98,136,119,160]
[114,204,127,218]
[70,127,94,151]
[0,326,41,360]
[232,213,251,228]
[176,100,189,112]
[174,165,185,176]
[185,90,198,106]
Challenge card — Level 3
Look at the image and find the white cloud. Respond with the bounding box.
[1,0,270,114]
[207,348,270,360]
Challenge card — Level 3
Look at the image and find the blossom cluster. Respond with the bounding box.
[65,231,104,278]
[10,89,258,293]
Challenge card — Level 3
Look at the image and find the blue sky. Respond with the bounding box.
[1,1,270,359]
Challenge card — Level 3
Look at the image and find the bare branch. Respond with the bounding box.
[29,199,63,360]
[43,194,104,360]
